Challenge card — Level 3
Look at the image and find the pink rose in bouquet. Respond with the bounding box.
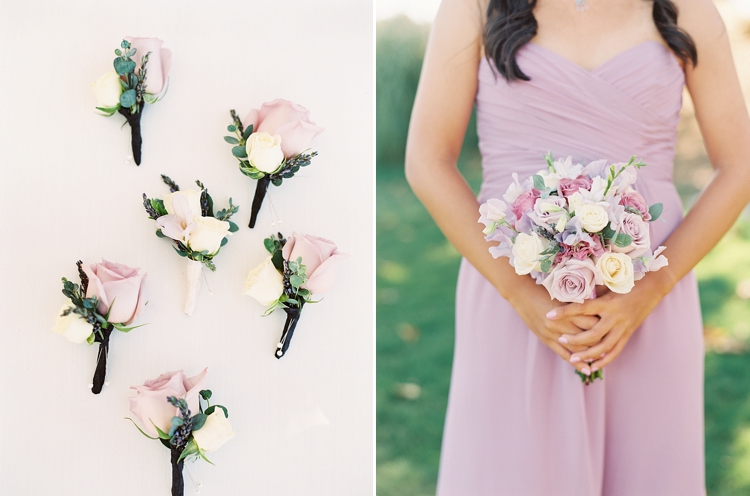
[82,259,147,325]
[244,99,324,157]
[129,368,207,438]
[125,36,172,95]
[282,232,349,294]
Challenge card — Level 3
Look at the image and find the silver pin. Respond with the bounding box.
[105,381,110,386]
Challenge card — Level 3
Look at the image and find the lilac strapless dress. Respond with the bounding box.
[436,41,705,495]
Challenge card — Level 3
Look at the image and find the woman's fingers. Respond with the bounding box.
[558,318,612,347]
[588,338,628,373]
[548,341,590,374]
[568,330,620,364]
[570,314,599,330]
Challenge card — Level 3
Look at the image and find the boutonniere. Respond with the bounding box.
[92,37,171,165]
[142,175,239,315]
[243,232,347,358]
[127,369,234,496]
[54,260,147,394]
[223,99,323,228]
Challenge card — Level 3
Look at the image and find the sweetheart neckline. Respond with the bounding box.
[524,40,680,75]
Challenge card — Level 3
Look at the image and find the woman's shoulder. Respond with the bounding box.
[671,0,726,42]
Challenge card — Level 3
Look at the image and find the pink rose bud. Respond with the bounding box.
[281,233,349,294]
[82,260,147,325]
[244,99,324,157]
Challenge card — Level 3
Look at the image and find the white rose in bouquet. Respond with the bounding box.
[511,232,548,275]
[53,305,93,344]
[597,252,635,294]
[246,132,284,173]
[193,409,235,453]
[577,204,610,232]
[189,216,230,255]
[91,70,123,110]
[243,256,285,306]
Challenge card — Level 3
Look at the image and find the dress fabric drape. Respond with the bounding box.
[436,41,705,496]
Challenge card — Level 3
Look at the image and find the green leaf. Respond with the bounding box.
[228,221,239,233]
[143,93,158,105]
[191,413,208,431]
[151,198,168,216]
[227,124,237,133]
[113,57,136,76]
[200,389,212,401]
[150,420,171,440]
[173,246,189,257]
[532,174,545,191]
[648,203,663,222]
[220,237,228,247]
[120,40,130,49]
[125,417,158,440]
[614,233,633,248]
[224,136,239,145]
[115,49,122,56]
[205,404,229,418]
[272,250,284,272]
[290,275,304,288]
[232,145,248,158]
[243,124,254,141]
[540,258,552,273]
[113,323,147,333]
[271,178,283,187]
[120,89,136,108]
[602,225,616,240]
[86,333,96,345]
[177,438,200,463]
[264,238,276,254]
[95,106,119,116]
[155,230,166,238]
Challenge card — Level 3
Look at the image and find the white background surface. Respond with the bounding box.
[0,1,373,494]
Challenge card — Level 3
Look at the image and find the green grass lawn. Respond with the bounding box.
[377,163,750,495]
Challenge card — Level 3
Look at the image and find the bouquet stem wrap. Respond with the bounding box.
[91,325,113,394]
[249,176,271,229]
[170,447,185,496]
[276,304,303,359]
[117,105,143,165]
[184,260,203,316]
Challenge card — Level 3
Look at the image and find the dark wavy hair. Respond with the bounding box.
[484,0,697,81]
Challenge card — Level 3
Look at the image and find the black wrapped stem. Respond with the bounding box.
[276,305,303,359]
[249,176,271,229]
[170,447,185,496]
[91,326,113,394]
[117,105,144,165]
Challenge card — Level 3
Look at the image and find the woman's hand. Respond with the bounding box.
[507,283,600,375]
[546,277,667,375]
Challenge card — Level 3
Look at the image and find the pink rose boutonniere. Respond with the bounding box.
[127,369,234,496]
[142,175,240,316]
[54,260,147,394]
[91,37,172,165]
[243,232,348,358]
[223,100,324,228]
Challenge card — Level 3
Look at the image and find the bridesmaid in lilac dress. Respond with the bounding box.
[406,0,750,494]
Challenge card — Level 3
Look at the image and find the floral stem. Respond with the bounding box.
[276,304,303,359]
[91,325,113,394]
[249,176,271,229]
[170,447,185,496]
[117,105,143,165]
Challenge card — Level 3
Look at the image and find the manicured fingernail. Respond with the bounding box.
[570,356,581,363]
[591,366,599,372]
[581,367,591,376]
[558,336,568,344]
[546,310,557,318]
[600,353,606,358]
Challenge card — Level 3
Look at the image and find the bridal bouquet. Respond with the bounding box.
[243,232,347,358]
[127,369,234,496]
[479,155,668,383]
[54,260,146,394]
[91,37,171,165]
[142,175,239,315]
[223,99,323,228]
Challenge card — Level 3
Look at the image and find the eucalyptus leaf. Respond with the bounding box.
[205,405,229,418]
[228,221,239,233]
[648,203,663,222]
[227,124,236,133]
[155,230,166,238]
[271,178,283,187]
[199,389,212,400]
[224,136,239,145]
[119,89,136,108]
[614,232,633,248]
[264,238,276,254]
[173,246,189,257]
[113,57,135,76]
[290,275,304,288]
[243,124,254,140]
[532,174,545,191]
[191,413,208,431]
[540,258,552,273]
[220,237,228,247]
[232,145,248,158]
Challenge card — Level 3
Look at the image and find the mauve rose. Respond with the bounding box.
[619,191,651,220]
[542,258,602,303]
[282,233,349,294]
[82,260,146,325]
[510,189,540,220]
[129,369,207,438]
[612,212,651,257]
[571,235,605,261]
[125,36,172,95]
[244,99,324,157]
[558,175,593,198]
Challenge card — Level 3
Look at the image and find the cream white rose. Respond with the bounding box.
[91,70,123,110]
[246,132,284,173]
[188,216,230,255]
[596,252,635,294]
[193,409,235,452]
[243,256,284,306]
[577,204,609,232]
[511,232,548,275]
[53,305,93,344]
[538,170,561,189]
[163,190,203,218]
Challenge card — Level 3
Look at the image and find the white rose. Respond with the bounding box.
[538,170,561,189]
[596,252,635,294]
[193,409,235,453]
[511,232,548,275]
[567,192,585,213]
[243,256,285,306]
[91,70,123,109]
[188,216,230,255]
[246,132,284,173]
[53,305,93,344]
[163,189,203,218]
[577,204,609,232]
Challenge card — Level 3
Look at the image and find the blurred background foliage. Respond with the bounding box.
[377,3,750,495]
